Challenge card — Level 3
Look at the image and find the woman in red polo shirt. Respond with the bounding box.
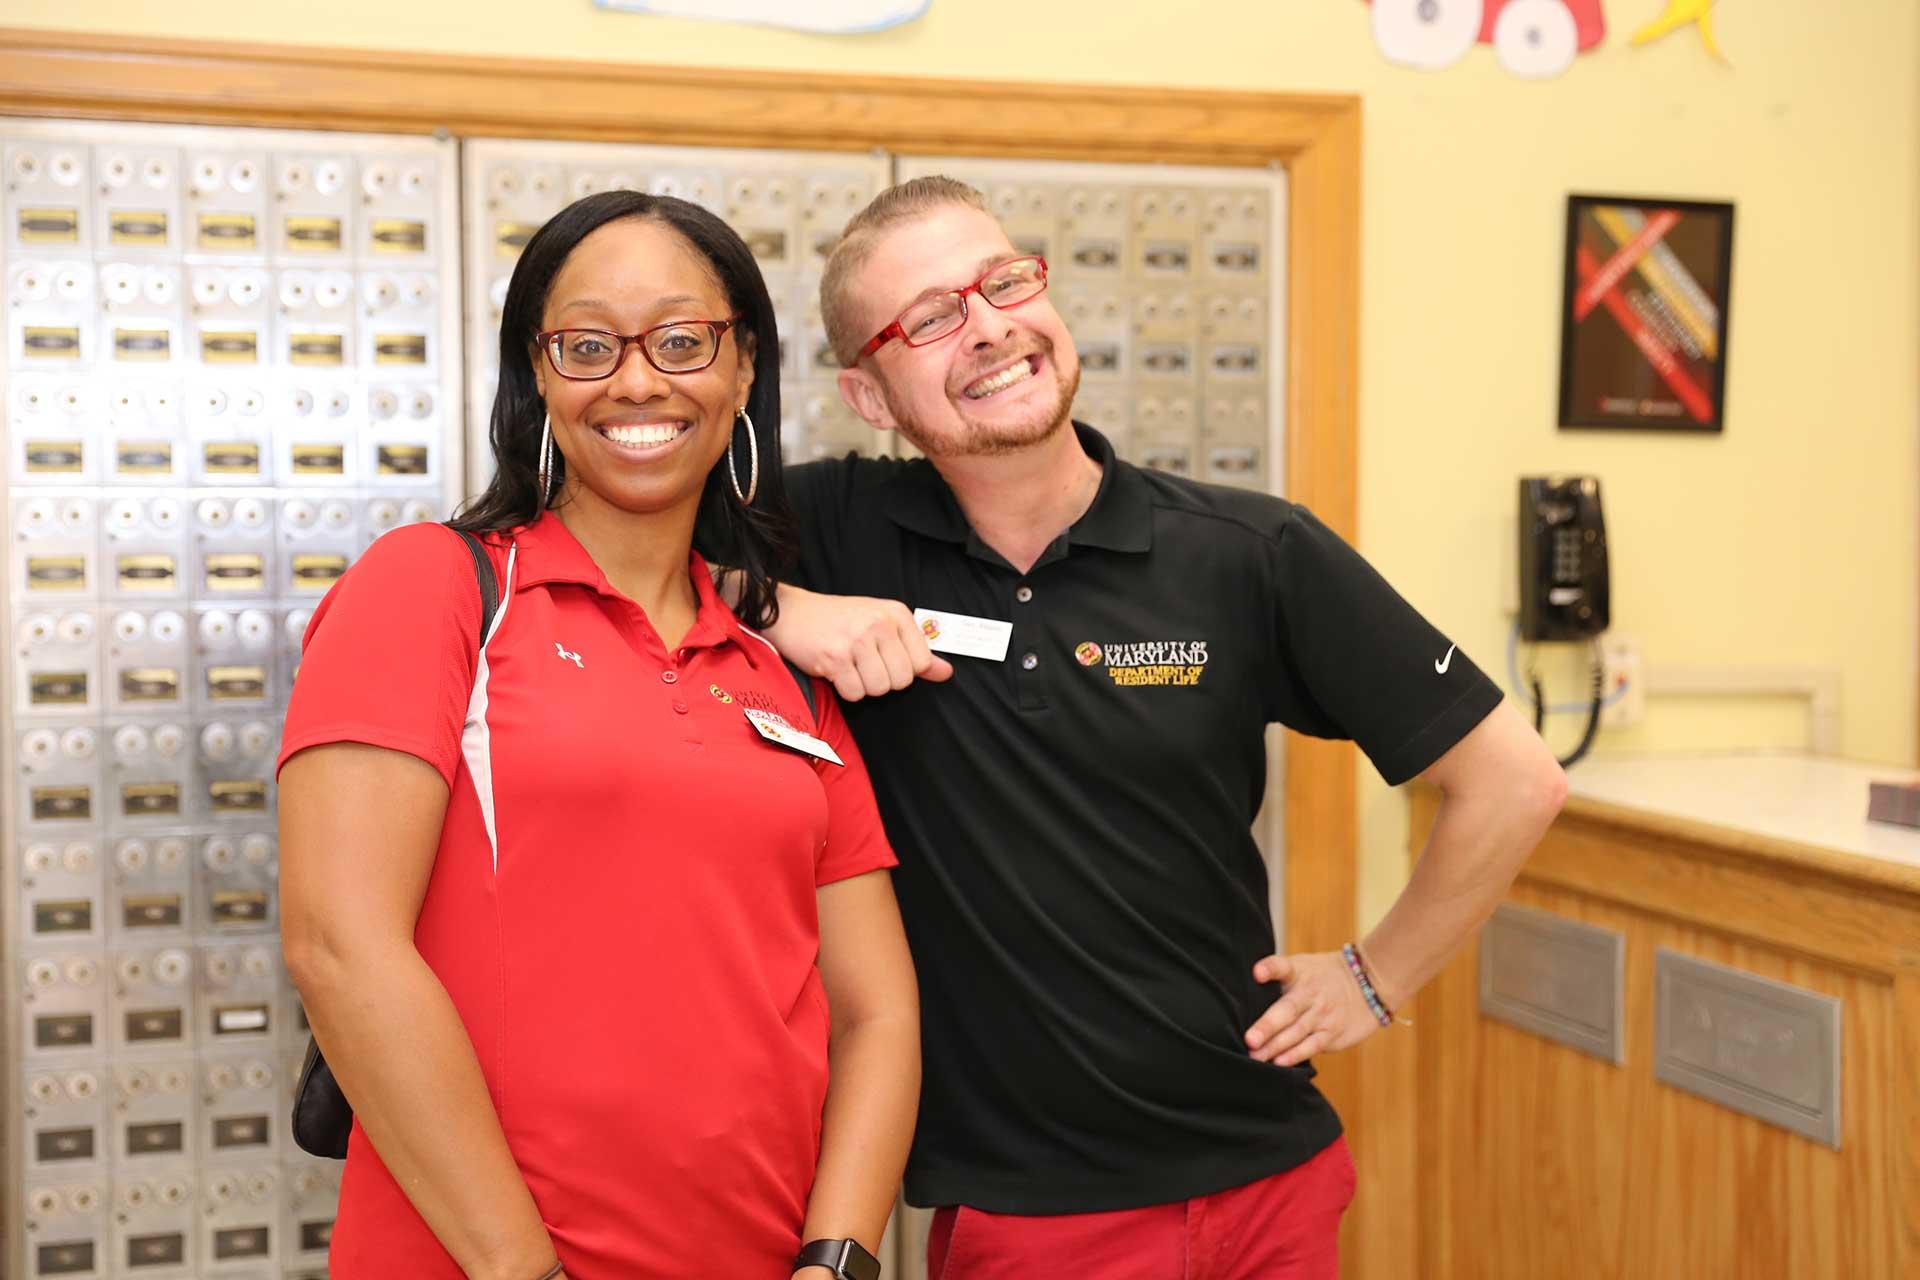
[277,192,919,1279]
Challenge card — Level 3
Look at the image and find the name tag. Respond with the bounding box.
[914,608,1012,662]
[744,709,843,766]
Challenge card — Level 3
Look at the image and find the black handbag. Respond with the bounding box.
[290,1034,355,1159]
[290,529,823,1158]
[290,526,500,1158]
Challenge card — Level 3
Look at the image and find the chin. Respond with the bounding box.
[564,472,713,519]
[899,385,1078,460]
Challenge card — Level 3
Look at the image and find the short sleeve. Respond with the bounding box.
[276,523,484,789]
[804,680,899,887]
[782,455,865,594]
[1265,505,1503,786]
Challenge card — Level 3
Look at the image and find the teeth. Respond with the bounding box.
[964,359,1034,399]
[602,422,685,447]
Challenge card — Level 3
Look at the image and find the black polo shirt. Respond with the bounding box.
[785,424,1502,1214]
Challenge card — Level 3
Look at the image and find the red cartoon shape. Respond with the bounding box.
[1366,0,1606,76]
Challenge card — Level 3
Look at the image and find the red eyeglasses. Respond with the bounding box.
[857,256,1049,361]
[536,316,743,381]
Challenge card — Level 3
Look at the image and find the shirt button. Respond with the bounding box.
[1015,585,1034,603]
[661,670,679,684]
[1020,652,1039,671]
[673,700,689,714]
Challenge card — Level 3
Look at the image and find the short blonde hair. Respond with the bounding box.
[820,176,989,367]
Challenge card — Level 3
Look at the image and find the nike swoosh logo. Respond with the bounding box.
[1435,644,1456,675]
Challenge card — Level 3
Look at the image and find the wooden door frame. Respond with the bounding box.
[0,25,1382,1267]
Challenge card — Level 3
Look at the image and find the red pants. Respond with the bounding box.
[927,1137,1355,1280]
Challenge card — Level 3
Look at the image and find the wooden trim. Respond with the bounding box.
[0,27,1357,162]
[1349,1016,1420,1276]
[1521,822,1920,975]
[1897,974,1920,1264]
[1561,794,1920,898]
[0,25,1371,1269]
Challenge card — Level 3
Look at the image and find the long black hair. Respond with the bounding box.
[451,190,794,629]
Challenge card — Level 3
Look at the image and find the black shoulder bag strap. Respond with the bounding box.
[290,526,499,1159]
[782,656,818,724]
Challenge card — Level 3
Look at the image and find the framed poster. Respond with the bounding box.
[1557,194,1734,431]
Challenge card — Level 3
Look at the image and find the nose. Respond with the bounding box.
[961,298,1014,351]
[605,340,672,401]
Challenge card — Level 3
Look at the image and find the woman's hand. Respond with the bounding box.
[1241,951,1385,1067]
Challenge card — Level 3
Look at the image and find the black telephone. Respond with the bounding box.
[1518,476,1609,768]
[1518,476,1609,642]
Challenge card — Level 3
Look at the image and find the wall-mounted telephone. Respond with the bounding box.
[1519,475,1610,768]
[1519,476,1610,642]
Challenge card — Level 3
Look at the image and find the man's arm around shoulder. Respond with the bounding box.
[712,569,954,703]
[764,583,954,702]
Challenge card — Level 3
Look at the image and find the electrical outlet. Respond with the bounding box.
[1600,634,1642,728]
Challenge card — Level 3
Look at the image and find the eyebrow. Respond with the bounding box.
[901,253,1021,308]
[555,293,706,318]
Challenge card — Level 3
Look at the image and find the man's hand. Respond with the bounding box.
[1242,951,1384,1067]
[767,585,954,701]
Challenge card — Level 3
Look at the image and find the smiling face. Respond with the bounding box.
[532,216,753,522]
[837,204,1080,459]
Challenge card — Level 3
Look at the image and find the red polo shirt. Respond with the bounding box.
[277,513,895,1277]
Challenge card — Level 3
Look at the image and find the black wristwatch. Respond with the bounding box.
[793,1237,881,1280]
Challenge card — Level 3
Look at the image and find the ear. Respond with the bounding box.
[836,366,898,434]
[732,329,757,409]
[530,341,547,400]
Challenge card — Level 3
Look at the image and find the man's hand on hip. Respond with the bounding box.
[1242,951,1383,1067]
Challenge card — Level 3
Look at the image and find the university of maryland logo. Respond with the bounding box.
[709,684,733,704]
[1076,638,1209,687]
[921,617,942,641]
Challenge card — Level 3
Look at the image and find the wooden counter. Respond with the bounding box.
[1351,753,1920,1280]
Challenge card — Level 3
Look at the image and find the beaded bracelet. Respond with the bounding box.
[1341,942,1395,1028]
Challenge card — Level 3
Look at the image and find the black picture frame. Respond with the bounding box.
[1556,193,1735,432]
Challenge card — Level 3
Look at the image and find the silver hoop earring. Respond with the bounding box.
[727,407,759,506]
[536,413,554,509]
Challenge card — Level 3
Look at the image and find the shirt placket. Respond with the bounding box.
[668,625,749,745]
[1009,571,1049,712]
[613,598,705,742]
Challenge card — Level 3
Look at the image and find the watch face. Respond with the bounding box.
[797,1238,882,1280]
[842,1239,881,1280]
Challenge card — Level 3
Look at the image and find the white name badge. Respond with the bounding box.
[744,708,844,766]
[914,608,1012,662]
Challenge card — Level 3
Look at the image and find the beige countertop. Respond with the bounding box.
[1559,751,1920,893]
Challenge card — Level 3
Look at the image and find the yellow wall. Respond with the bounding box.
[10,1,1916,926]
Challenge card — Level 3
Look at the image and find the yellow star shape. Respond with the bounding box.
[1631,0,1728,63]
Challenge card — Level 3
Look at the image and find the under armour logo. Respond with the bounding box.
[554,642,583,668]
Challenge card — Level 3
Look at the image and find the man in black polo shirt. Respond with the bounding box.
[765,177,1566,1279]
